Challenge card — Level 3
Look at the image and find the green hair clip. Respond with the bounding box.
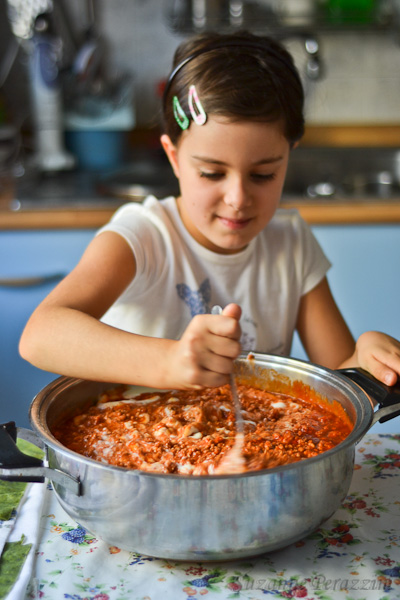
[173,96,189,130]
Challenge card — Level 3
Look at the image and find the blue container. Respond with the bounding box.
[65,130,126,171]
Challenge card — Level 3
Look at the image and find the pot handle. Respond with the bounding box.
[337,367,400,425]
[0,422,81,495]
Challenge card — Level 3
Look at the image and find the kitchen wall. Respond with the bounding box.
[67,0,400,128]
[1,0,400,130]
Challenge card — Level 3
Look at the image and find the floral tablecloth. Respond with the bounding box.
[20,434,400,600]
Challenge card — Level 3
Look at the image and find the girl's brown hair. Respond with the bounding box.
[162,31,305,145]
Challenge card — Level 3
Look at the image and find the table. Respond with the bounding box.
[10,434,400,599]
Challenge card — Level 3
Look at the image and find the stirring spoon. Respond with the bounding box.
[211,305,245,473]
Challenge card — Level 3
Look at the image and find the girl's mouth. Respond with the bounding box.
[218,216,251,230]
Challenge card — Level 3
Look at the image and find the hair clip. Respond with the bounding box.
[188,85,207,126]
[173,96,189,130]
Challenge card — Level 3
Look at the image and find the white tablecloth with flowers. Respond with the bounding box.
[15,434,400,600]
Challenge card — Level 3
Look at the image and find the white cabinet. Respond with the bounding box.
[0,229,95,428]
[291,224,400,433]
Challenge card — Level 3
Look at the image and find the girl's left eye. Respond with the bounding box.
[251,173,276,182]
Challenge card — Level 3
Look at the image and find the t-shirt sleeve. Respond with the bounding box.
[96,200,167,286]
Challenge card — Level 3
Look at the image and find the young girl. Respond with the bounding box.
[20,31,400,391]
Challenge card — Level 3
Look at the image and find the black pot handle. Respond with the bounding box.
[338,367,400,424]
[0,422,44,482]
[0,421,81,494]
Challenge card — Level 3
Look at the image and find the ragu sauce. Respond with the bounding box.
[52,383,353,475]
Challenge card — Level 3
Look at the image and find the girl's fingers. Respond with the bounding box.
[365,358,398,387]
[200,349,239,375]
[221,303,242,321]
[206,316,241,342]
[358,335,400,386]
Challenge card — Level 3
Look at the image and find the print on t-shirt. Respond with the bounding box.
[176,278,211,317]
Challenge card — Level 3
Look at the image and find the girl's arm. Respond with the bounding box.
[296,277,400,385]
[19,232,241,390]
[296,277,355,369]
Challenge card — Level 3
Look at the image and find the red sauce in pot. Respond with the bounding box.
[52,384,353,475]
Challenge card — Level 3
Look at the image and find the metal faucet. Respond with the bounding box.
[191,0,244,30]
[192,0,206,30]
[304,36,322,80]
[229,0,244,28]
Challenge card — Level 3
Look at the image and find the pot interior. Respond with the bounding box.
[30,353,372,461]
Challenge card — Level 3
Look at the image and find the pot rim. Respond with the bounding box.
[29,353,374,480]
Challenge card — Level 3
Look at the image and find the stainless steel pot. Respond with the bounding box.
[1,353,400,561]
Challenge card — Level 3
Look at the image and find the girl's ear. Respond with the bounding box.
[160,134,180,179]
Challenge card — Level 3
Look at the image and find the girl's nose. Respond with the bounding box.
[223,177,250,211]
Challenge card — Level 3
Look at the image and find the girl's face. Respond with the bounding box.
[161,116,292,255]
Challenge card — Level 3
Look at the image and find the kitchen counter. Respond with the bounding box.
[4,432,400,600]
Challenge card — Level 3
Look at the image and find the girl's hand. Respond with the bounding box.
[168,303,242,389]
[353,331,400,386]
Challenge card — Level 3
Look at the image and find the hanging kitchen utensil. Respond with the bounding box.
[6,1,75,171]
[6,0,53,40]
[8,0,75,171]
[28,12,75,171]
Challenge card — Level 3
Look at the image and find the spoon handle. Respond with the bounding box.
[211,305,244,434]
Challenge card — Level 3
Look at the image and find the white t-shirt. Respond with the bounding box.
[98,195,330,355]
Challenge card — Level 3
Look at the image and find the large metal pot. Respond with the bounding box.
[1,353,400,561]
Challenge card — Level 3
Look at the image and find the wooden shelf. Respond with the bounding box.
[301,125,400,147]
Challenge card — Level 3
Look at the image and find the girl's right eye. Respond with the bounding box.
[199,171,224,180]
